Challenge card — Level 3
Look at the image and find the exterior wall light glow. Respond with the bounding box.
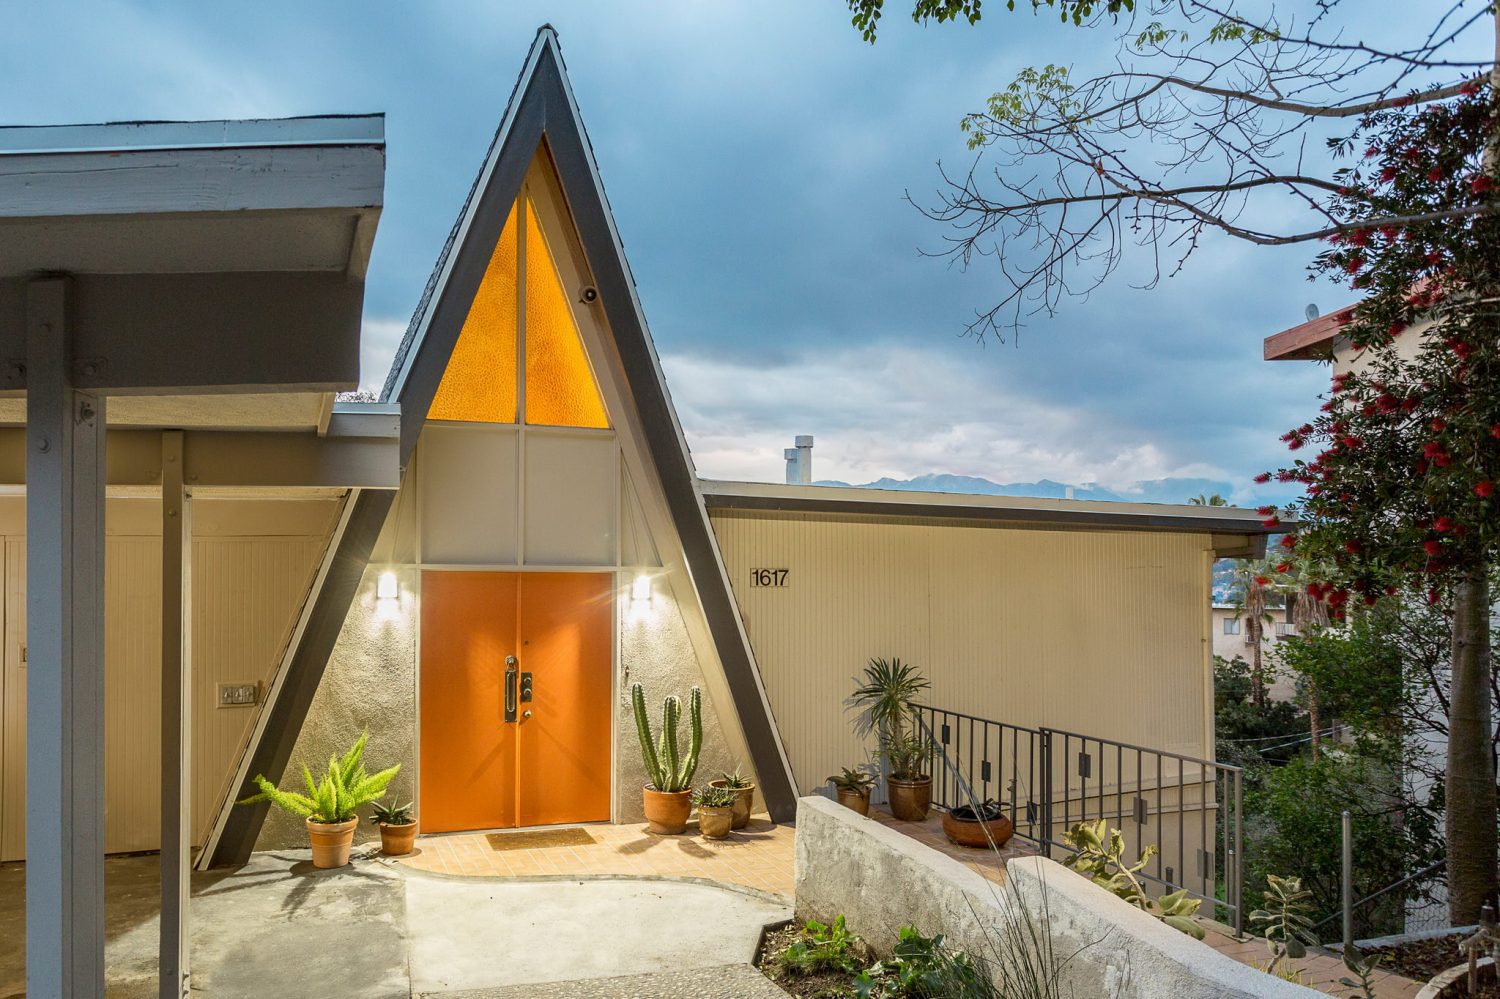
[377,571,398,600]
[631,574,652,603]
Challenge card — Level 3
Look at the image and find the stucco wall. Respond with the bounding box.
[617,576,745,822]
[795,796,1316,998]
[256,565,418,850]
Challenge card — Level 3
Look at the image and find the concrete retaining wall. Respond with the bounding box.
[795,796,1318,998]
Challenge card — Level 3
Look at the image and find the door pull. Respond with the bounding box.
[504,655,518,723]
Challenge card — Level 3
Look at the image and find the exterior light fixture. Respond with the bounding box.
[631,574,652,603]
[377,571,398,600]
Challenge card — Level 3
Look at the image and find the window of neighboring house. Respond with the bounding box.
[1223,617,1241,636]
[1274,622,1298,639]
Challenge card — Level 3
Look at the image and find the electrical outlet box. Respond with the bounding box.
[217,682,260,708]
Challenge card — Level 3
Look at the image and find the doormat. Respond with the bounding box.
[485,827,598,852]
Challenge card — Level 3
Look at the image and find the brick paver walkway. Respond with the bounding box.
[393,816,795,898]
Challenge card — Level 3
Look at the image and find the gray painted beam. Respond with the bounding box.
[159,431,191,999]
[25,276,107,996]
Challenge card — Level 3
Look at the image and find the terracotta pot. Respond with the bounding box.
[711,780,756,829]
[306,817,358,869]
[643,786,692,834]
[835,787,872,816]
[887,776,932,821]
[379,820,418,856]
[698,804,734,840]
[942,809,1013,849]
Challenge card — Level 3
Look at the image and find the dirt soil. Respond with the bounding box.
[1369,932,1498,996]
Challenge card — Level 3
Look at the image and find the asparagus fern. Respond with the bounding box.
[239,729,399,824]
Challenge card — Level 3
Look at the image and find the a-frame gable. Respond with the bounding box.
[205,26,795,867]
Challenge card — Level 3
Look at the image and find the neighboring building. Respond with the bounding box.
[0,31,1278,887]
[1210,602,1297,701]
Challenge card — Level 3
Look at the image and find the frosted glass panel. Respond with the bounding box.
[419,426,519,563]
[428,204,519,423]
[524,200,608,429]
[523,432,616,565]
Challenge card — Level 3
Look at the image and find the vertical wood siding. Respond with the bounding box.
[708,510,1214,795]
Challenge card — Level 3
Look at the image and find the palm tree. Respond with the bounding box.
[1276,560,1332,758]
[1189,493,1229,506]
[1227,559,1278,707]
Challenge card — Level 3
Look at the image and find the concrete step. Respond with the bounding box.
[419,963,790,998]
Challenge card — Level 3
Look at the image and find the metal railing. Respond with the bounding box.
[913,704,1246,932]
[1311,857,1448,945]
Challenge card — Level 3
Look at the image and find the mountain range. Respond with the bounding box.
[813,473,1239,506]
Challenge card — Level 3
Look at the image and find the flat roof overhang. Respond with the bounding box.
[700,479,1276,559]
[0,114,385,401]
[1264,307,1351,362]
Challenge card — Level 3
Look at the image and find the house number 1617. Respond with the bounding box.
[750,568,789,588]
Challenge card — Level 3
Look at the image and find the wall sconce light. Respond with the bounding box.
[377,571,398,600]
[630,574,653,603]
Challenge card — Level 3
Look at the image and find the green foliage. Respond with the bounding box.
[1242,748,1438,937]
[1062,819,1204,938]
[829,765,877,793]
[774,915,869,978]
[369,797,413,826]
[857,925,987,998]
[1337,944,1384,999]
[239,730,399,824]
[965,65,1080,145]
[846,0,1134,42]
[692,783,737,809]
[1249,874,1319,971]
[848,657,929,745]
[881,732,934,781]
[1212,655,1306,767]
[632,683,702,793]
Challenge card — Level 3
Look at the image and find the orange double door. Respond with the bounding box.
[419,571,613,833]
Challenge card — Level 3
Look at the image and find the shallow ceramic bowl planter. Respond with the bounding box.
[698,804,734,840]
[835,787,871,816]
[710,779,755,829]
[643,786,692,835]
[306,817,359,869]
[1415,956,1495,999]
[379,820,418,856]
[887,776,931,821]
[941,803,1013,849]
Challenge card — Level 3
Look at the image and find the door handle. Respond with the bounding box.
[504,655,518,723]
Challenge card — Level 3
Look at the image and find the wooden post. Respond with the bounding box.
[25,276,107,997]
[160,430,191,998]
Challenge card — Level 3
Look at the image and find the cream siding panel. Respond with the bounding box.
[105,537,164,853]
[709,510,1214,797]
[1,540,21,860]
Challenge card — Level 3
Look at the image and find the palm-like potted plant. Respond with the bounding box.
[633,683,701,834]
[709,767,755,829]
[238,730,399,869]
[370,797,417,856]
[848,657,932,821]
[827,766,876,816]
[693,784,737,840]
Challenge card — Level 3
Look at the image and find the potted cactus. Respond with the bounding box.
[709,768,755,829]
[238,730,399,869]
[693,784,737,840]
[370,797,417,856]
[633,683,701,835]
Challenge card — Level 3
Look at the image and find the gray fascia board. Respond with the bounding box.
[0,114,385,156]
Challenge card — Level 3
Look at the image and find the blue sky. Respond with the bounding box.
[7,1,1422,501]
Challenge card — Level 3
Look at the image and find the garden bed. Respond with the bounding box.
[1368,931,1484,983]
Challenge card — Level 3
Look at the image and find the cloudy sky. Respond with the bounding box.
[9,1,1446,502]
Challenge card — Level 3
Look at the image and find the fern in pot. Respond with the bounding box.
[238,730,399,869]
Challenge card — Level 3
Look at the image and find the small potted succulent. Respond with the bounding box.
[827,767,875,816]
[633,683,701,835]
[370,797,417,856]
[693,784,737,840]
[238,730,398,869]
[710,768,756,829]
[941,798,1013,848]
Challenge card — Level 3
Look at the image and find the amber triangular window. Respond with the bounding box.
[426,195,608,429]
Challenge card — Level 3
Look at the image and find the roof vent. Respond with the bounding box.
[785,436,814,485]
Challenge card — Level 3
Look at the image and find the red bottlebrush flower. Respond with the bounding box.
[1364,593,1378,606]
[1275,562,1291,574]
[1254,575,1271,587]
[1431,418,1447,432]
[1424,539,1444,556]
[1379,225,1398,240]
[1344,256,1365,275]
[1281,535,1297,549]
[1435,454,1452,468]
[1307,582,1323,598]
[1364,145,1381,158]
[1417,459,1430,475]
[1341,436,1361,450]
[1384,585,1398,596]
[1435,516,1456,532]
[1328,589,1348,607]
[1427,588,1440,605]
[1477,481,1495,498]
[1262,517,1280,528]
[1256,505,1276,516]
[1447,339,1473,360]
[1472,175,1495,195]
[1379,166,1397,183]
[1332,608,1347,621]
[1287,439,1304,452]
[1348,228,1371,247]
[1424,441,1446,458]
[1461,79,1483,96]
[1387,322,1406,337]
[1344,539,1362,554]
[1426,252,1443,266]
[1331,373,1351,392]
[1253,472,1272,484]
[1427,167,1444,183]
[1490,424,1500,439]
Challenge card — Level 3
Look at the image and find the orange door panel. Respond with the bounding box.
[515,573,613,826]
[419,571,520,833]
